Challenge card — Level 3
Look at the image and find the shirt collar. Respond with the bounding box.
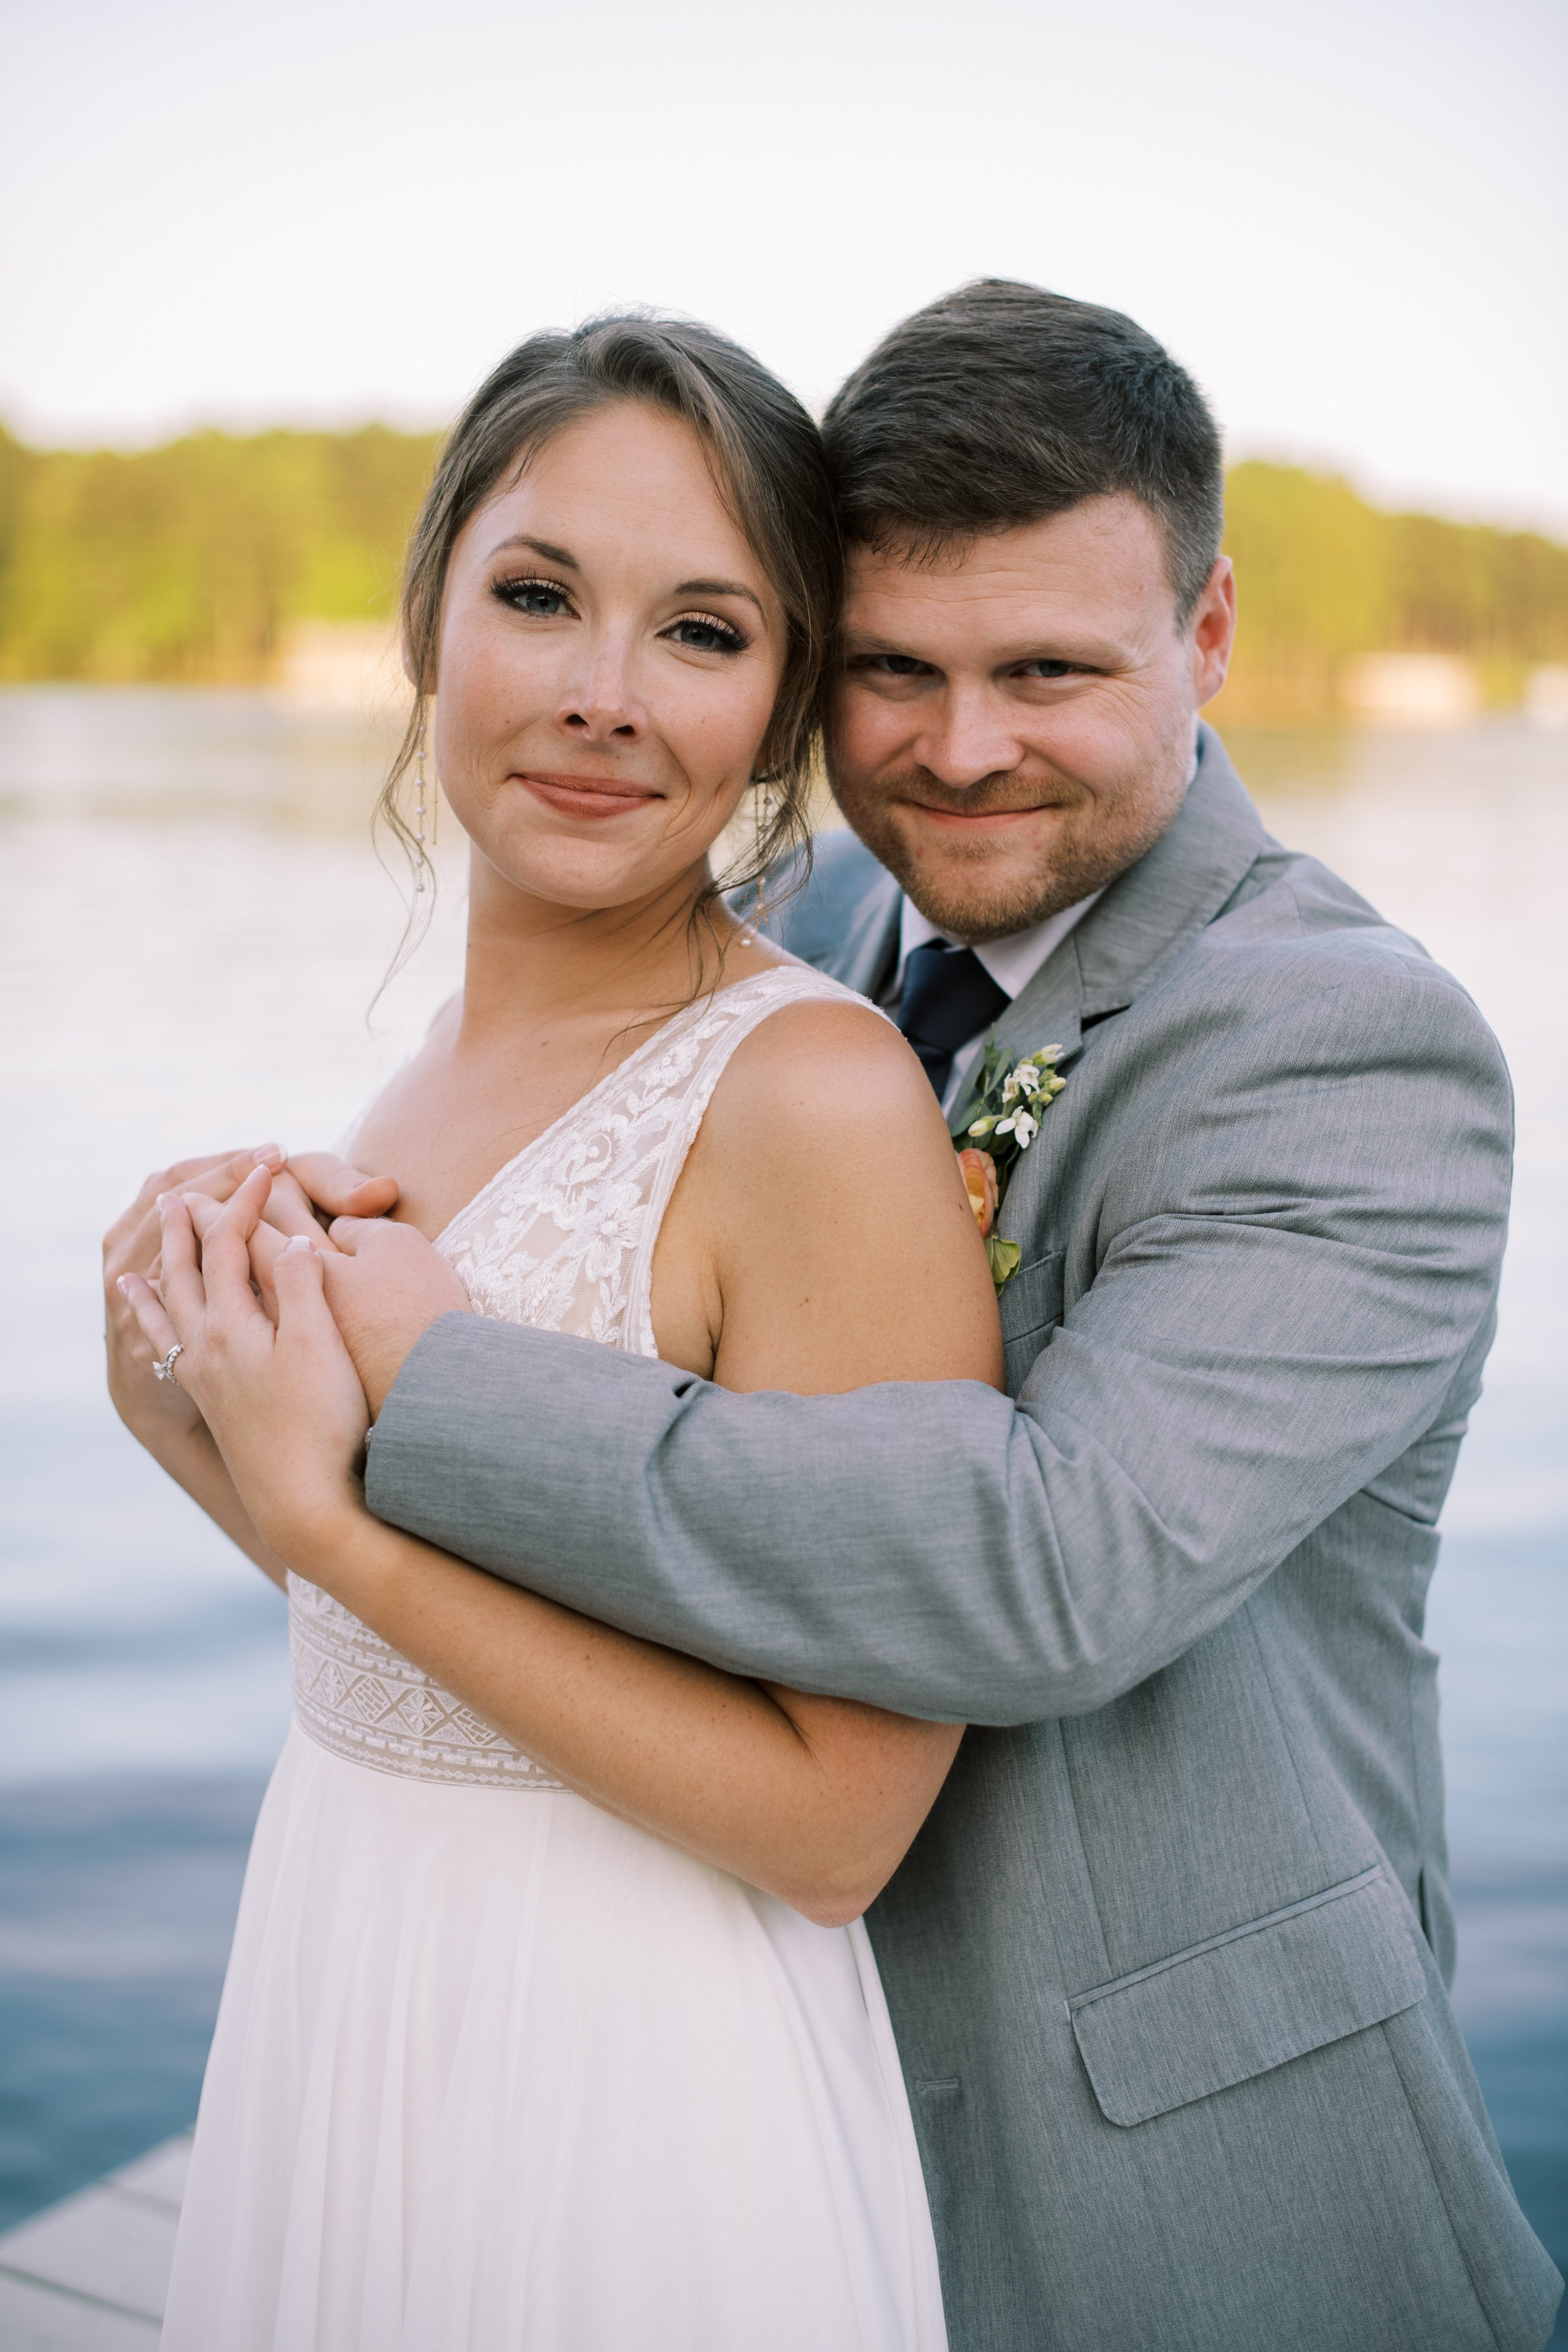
[897,888,1104,1004]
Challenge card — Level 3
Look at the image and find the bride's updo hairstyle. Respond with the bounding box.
[379,313,842,930]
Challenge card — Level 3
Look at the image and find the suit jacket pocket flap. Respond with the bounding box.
[1000,1252,1064,1391]
[1068,1867,1427,2127]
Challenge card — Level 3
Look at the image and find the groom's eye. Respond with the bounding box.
[859,653,933,677]
[1017,659,1079,680]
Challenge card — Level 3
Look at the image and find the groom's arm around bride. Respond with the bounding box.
[343,286,1560,2349]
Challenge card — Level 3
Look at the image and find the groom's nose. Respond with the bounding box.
[912,683,1025,789]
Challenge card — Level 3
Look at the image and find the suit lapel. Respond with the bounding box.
[835,865,904,1005]
[987,727,1268,1244]
[987,726,1266,1077]
[1071,726,1266,1025]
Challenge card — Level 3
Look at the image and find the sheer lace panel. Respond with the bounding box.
[291,963,870,1788]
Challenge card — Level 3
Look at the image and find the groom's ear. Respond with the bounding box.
[1190,556,1236,707]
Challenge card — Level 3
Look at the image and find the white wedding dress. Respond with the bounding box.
[161,964,949,2352]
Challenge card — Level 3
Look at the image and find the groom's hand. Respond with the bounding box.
[269,1152,400,1231]
[315,1217,471,1418]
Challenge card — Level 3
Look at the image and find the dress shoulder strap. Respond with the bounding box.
[620,963,880,1359]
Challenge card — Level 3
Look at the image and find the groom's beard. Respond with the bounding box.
[830,757,1187,945]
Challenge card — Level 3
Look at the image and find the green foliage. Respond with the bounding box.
[0,428,1564,718]
[0,423,439,682]
[1217,461,1568,719]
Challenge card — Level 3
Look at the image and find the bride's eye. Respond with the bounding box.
[664,612,750,655]
[492,574,574,618]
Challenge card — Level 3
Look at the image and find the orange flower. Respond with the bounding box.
[957,1147,999,1239]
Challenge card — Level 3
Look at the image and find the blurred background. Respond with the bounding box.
[1,0,1564,2319]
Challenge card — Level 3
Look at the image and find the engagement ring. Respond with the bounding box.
[153,1342,185,1385]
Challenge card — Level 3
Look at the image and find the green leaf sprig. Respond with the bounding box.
[950,1041,1067,1292]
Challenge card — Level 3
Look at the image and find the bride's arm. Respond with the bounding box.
[131,1019,998,1923]
[298,1510,961,1927]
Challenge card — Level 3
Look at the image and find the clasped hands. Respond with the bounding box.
[106,1147,469,1576]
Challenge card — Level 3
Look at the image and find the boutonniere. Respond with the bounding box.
[952,1042,1067,1293]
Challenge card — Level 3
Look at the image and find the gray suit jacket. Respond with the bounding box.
[365,729,1562,2351]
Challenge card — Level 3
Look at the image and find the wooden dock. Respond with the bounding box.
[0,2134,189,2348]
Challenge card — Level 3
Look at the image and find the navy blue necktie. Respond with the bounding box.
[896,941,1010,1101]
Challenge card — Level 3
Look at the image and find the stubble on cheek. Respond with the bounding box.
[834,756,1189,942]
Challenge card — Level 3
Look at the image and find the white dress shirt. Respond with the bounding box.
[895,890,1104,1115]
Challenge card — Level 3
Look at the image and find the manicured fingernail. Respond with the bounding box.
[155,1194,166,1212]
[283,1234,312,1254]
[255,1143,285,1168]
[117,1276,130,1299]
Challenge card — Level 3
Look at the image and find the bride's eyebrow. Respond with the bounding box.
[488,534,578,568]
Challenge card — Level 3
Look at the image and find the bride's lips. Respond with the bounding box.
[518,772,664,821]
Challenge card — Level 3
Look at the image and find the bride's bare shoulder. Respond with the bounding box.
[674,980,1000,1390]
[691,982,970,1233]
[713,982,943,1147]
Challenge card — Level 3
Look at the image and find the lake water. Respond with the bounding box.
[1,689,1564,2307]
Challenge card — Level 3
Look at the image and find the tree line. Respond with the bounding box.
[1,422,1564,720]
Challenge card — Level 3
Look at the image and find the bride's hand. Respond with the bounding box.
[184,1184,469,1418]
[104,1144,287,1451]
[119,1170,372,1577]
[103,1146,399,1453]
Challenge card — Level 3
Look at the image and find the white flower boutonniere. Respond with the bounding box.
[951,1041,1067,1293]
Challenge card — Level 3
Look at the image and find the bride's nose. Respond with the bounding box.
[555,630,645,744]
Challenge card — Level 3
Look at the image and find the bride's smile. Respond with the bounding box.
[514,770,664,818]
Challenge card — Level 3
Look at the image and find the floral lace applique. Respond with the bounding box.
[290,964,864,1789]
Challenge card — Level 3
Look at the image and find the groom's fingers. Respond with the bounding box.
[324,1214,379,1256]
[260,1169,338,1241]
[273,1232,337,1333]
[285,1152,400,1222]
[245,1216,299,1323]
[183,1192,226,1242]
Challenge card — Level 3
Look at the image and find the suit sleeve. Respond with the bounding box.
[363,958,1512,1725]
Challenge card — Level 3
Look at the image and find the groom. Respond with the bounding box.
[184,283,1560,2348]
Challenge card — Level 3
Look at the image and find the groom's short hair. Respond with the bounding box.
[823,280,1224,622]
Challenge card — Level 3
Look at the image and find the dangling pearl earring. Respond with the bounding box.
[739,775,772,946]
[413,711,431,894]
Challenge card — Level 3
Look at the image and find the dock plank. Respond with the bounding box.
[0,2134,190,2346]
[105,2139,190,2212]
[0,2271,160,2349]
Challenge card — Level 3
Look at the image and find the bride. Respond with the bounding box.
[108,314,1000,2349]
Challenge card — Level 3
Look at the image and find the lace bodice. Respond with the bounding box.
[290,962,865,1788]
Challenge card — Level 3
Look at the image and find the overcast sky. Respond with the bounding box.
[3,0,1565,529]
